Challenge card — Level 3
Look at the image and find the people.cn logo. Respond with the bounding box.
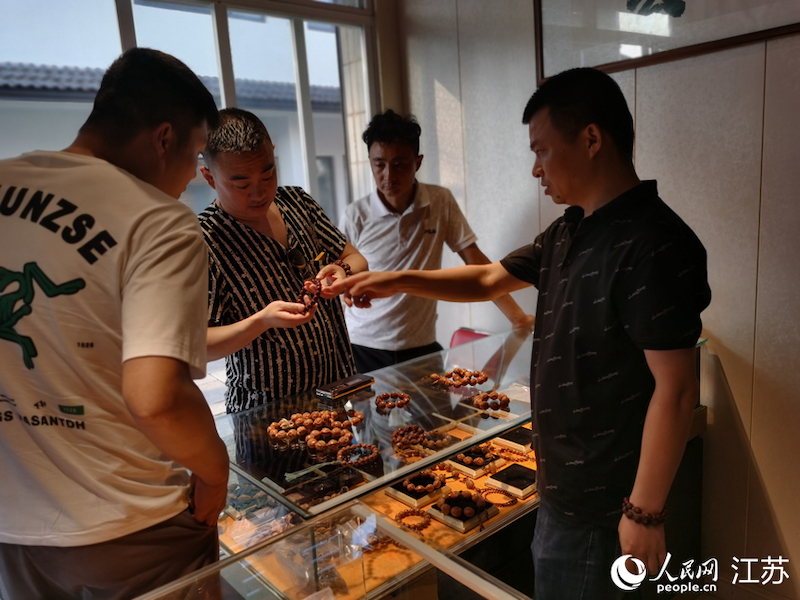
[611,555,648,591]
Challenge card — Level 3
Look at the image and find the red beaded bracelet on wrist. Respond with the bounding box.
[333,259,352,276]
[622,497,666,526]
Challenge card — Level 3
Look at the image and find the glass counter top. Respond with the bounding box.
[214,329,534,518]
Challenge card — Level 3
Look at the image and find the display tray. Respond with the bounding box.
[493,425,533,453]
[428,502,499,533]
[385,481,451,508]
[484,463,537,499]
[444,444,505,478]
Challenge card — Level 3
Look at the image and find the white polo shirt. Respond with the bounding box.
[339,182,477,350]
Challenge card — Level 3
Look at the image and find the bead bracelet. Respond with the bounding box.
[296,278,321,314]
[391,424,426,448]
[429,368,488,388]
[437,490,487,519]
[394,508,432,532]
[480,488,518,508]
[422,431,452,449]
[336,443,379,468]
[622,497,666,526]
[333,259,352,276]
[493,446,529,463]
[375,391,411,410]
[472,391,510,411]
[403,470,444,494]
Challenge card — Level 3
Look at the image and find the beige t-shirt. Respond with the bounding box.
[0,151,208,546]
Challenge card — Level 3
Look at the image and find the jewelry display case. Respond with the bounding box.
[215,330,535,520]
[139,501,531,600]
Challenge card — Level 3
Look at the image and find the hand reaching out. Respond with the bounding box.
[257,300,316,329]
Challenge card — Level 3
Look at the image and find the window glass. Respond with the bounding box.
[132,0,219,213]
[0,0,121,159]
[305,21,348,219]
[228,9,306,200]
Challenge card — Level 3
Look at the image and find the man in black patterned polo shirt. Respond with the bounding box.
[330,68,711,599]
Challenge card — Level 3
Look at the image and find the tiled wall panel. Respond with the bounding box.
[747,34,800,598]
[633,44,765,580]
[455,0,539,331]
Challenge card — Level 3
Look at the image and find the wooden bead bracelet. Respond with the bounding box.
[333,259,352,276]
[472,391,510,411]
[337,443,379,468]
[436,490,487,519]
[430,368,488,388]
[402,470,444,494]
[622,497,666,526]
[391,424,426,448]
[297,278,321,314]
[394,508,432,532]
[422,431,452,449]
[397,448,428,463]
[493,446,529,462]
[375,391,410,410]
[479,487,518,508]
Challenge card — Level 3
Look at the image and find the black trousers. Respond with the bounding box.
[352,341,444,373]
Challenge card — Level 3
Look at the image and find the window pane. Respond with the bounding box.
[305,21,349,221]
[323,24,373,215]
[0,0,121,159]
[132,0,220,213]
[228,10,306,194]
[311,0,367,9]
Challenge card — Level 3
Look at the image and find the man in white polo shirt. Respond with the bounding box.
[339,110,534,372]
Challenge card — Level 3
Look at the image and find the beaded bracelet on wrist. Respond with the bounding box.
[337,443,379,468]
[394,508,432,532]
[333,259,352,276]
[403,470,444,494]
[472,391,510,411]
[375,391,410,410]
[622,497,666,526]
[429,368,488,388]
[480,487,518,507]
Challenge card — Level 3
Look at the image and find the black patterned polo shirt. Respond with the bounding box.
[501,180,711,527]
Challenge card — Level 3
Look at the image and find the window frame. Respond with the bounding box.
[114,0,378,202]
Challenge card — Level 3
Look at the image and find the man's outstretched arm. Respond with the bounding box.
[329,262,530,307]
[457,244,535,328]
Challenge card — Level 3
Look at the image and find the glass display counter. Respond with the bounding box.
[138,501,530,600]
[214,330,535,520]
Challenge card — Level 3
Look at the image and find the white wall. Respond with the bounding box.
[397,3,800,598]
[399,0,540,347]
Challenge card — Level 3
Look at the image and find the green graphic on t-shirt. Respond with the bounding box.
[1,262,85,369]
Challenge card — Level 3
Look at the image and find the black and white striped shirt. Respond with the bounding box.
[199,187,355,412]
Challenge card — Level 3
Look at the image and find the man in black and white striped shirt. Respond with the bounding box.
[198,109,367,413]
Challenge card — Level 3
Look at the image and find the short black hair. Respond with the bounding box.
[80,47,219,146]
[522,68,634,162]
[362,109,421,156]
[204,108,272,168]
